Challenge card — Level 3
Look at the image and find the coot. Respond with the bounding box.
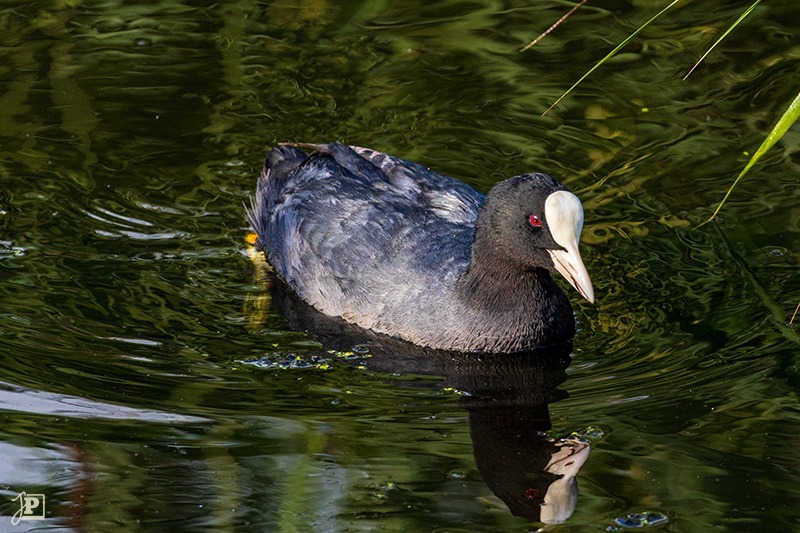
[246,143,593,353]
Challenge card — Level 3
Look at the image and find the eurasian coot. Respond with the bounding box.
[246,143,593,353]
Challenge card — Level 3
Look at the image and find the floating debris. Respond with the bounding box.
[243,349,371,370]
[442,387,472,397]
[242,353,328,370]
[326,348,372,360]
[607,512,669,530]
[0,241,26,258]
[570,425,606,441]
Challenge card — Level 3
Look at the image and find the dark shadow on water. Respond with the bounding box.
[263,273,591,525]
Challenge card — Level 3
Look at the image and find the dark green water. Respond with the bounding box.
[1,0,799,530]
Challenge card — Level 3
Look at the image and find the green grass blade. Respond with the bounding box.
[543,0,684,115]
[520,0,588,52]
[684,0,761,80]
[704,90,800,224]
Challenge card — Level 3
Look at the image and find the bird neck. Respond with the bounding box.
[462,218,542,303]
[459,251,551,313]
[455,229,575,350]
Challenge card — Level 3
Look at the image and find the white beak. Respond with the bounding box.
[544,191,595,303]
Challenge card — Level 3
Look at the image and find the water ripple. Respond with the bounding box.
[0,381,206,423]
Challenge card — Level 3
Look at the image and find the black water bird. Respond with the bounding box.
[246,143,594,353]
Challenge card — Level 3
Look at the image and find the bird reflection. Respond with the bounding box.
[255,270,591,525]
[468,404,590,524]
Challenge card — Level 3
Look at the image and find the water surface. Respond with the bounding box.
[1,0,799,530]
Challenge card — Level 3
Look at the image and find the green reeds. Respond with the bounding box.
[702,90,800,226]
[530,0,799,222]
[540,0,684,116]
[683,0,761,80]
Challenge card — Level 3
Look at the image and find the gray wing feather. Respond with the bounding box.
[247,143,483,329]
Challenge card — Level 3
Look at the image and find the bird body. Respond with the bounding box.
[247,143,593,353]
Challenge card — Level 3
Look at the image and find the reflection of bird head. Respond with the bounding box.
[540,438,591,524]
[468,398,590,524]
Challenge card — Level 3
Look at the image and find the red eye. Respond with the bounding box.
[529,214,542,227]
